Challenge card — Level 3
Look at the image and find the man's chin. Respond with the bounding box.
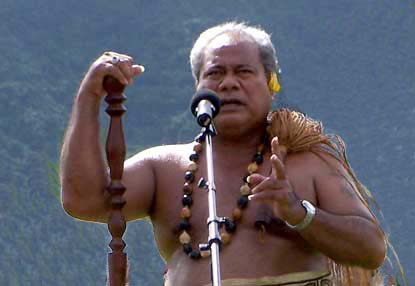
[214,113,244,126]
[214,115,258,136]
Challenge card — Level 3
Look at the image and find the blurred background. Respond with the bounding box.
[1,0,414,285]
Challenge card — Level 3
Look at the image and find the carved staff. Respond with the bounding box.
[103,76,128,286]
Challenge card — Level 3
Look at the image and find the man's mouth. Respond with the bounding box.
[221,99,244,106]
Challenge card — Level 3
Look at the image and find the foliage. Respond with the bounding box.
[1,0,414,285]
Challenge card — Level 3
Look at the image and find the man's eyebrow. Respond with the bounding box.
[236,64,254,69]
[204,64,224,70]
[203,63,256,72]
[208,63,253,68]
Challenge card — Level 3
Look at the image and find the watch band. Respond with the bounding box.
[286,200,316,231]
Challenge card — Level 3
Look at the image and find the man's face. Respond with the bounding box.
[196,33,272,132]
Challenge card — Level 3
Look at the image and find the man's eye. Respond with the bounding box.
[239,69,252,74]
[206,70,221,77]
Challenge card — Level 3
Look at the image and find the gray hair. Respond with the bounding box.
[189,22,280,83]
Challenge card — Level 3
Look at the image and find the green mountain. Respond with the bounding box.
[1,0,414,285]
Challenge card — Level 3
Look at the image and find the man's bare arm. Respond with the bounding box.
[60,52,147,222]
[249,139,386,269]
[60,90,110,222]
[297,152,386,269]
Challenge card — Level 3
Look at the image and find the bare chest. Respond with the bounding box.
[149,151,311,259]
[148,148,323,285]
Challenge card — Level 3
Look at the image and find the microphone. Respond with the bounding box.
[190,89,221,127]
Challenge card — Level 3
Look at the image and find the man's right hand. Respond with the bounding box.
[79,51,145,98]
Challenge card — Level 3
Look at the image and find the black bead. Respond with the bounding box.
[183,243,193,254]
[189,152,199,162]
[253,153,264,165]
[182,194,193,207]
[224,219,237,233]
[195,133,205,143]
[189,249,201,259]
[237,195,249,209]
[178,219,191,231]
[184,171,194,183]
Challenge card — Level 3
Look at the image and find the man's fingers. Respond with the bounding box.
[118,60,135,84]
[103,52,145,85]
[270,137,287,180]
[104,51,134,62]
[271,137,279,155]
[132,64,145,75]
[271,154,286,180]
[248,188,286,202]
[102,63,129,85]
[247,173,267,187]
[251,176,272,194]
[271,137,287,162]
[251,175,287,194]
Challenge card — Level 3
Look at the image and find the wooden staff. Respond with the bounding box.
[103,76,128,286]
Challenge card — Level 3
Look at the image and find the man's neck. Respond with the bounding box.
[211,126,267,162]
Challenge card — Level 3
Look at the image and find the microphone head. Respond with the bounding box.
[190,89,221,118]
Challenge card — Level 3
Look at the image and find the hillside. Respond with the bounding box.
[1,0,414,284]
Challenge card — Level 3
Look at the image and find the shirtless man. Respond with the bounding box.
[60,22,386,285]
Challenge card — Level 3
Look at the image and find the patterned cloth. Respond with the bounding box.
[214,271,332,286]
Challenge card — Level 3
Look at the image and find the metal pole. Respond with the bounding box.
[202,125,222,286]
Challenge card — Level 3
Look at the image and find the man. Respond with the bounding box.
[60,22,386,285]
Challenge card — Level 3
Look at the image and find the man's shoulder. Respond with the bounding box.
[148,142,193,156]
[125,142,194,166]
[287,148,344,174]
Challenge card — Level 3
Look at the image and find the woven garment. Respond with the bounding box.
[207,271,332,286]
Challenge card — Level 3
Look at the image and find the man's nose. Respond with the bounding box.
[218,73,240,91]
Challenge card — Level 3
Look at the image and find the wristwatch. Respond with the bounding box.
[286,200,316,231]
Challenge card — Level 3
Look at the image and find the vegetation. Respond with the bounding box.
[1,0,414,284]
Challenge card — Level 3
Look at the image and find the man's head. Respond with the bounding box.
[189,22,280,136]
[190,22,280,85]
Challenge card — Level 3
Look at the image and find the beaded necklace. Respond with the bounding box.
[176,134,267,259]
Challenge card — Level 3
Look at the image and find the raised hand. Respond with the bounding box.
[248,137,303,223]
[79,51,145,98]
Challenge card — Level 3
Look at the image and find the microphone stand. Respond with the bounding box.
[198,123,223,286]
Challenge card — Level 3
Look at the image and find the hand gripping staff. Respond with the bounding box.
[103,76,128,286]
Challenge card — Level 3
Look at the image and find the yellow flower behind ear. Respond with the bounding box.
[269,72,281,93]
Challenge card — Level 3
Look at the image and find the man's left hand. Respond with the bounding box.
[248,137,305,224]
